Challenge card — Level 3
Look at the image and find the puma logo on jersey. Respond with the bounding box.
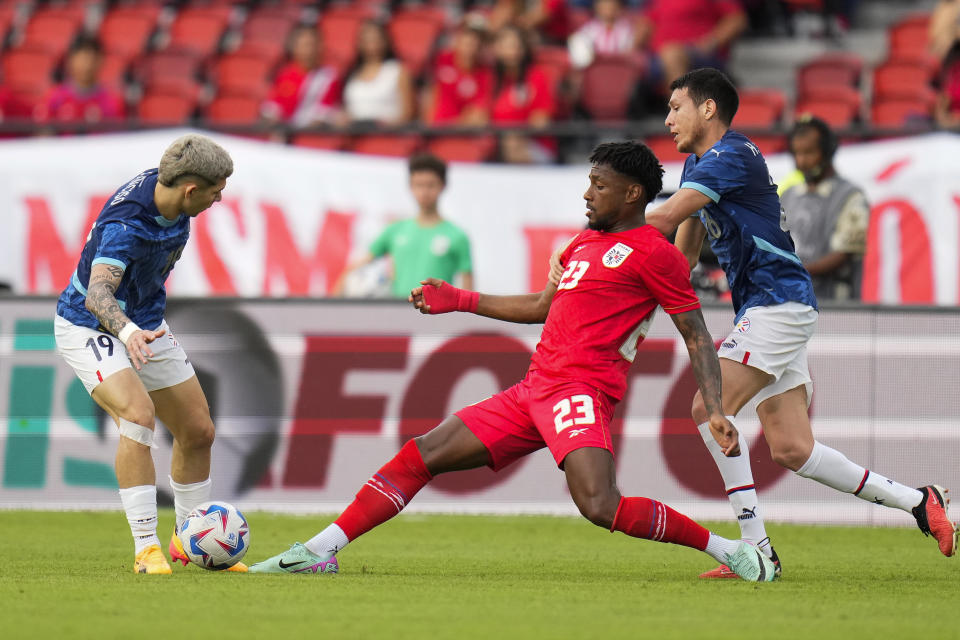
[709,148,722,157]
[573,245,586,253]
[602,242,633,268]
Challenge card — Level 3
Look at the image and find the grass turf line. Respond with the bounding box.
[0,510,956,640]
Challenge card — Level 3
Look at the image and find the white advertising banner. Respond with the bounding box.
[1,129,958,303]
[2,298,959,526]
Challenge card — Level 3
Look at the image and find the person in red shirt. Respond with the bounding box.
[636,0,747,92]
[35,36,125,126]
[936,40,960,129]
[491,25,557,163]
[426,15,493,125]
[248,141,778,583]
[261,24,343,127]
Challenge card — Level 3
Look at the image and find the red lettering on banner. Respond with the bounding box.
[861,199,934,303]
[398,333,533,493]
[284,335,410,488]
[523,226,584,292]
[25,195,107,293]
[194,198,243,295]
[660,340,788,498]
[262,204,355,296]
[875,157,911,183]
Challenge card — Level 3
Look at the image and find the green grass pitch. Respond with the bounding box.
[1,510,957,639]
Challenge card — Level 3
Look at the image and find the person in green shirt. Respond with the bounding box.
[336,153,474,298]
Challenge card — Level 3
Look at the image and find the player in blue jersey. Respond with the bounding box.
[53,134,246,574]
[644,68,957,576]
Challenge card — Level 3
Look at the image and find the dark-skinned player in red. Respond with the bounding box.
[250,141,778,582]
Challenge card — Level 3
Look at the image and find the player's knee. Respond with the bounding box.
[116,401,155,429]
[573,492,617,529]
[771,442,809,471]
[178,418,215,451]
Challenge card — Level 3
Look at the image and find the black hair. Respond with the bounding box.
[69,34,103,56]
[669,67,739,126]
[788,115,838,160]
[344,19,399,85]
[493,24,533,96]
[589,141,664,205]
[408,152,447,183]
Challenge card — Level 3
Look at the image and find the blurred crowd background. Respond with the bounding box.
[0,0,947,164]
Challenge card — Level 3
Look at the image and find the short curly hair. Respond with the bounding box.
[589,141,664,205]
[158,134,234,187]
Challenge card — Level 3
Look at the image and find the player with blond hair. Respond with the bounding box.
[54,134,245,574]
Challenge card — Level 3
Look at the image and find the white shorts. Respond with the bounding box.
[54,315,196,394]
[717,302,817,407]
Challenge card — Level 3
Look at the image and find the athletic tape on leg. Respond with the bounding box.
[118,418,155,447]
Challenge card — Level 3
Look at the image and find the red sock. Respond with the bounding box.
[334,439,433,541]
[610,496,710,551]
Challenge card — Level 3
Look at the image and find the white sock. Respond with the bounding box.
[704,533,741,564]
[304,524,350,560]
[698,419,770,555]
[169,476,212,529]
[796,441,923,512]
[119,485,161,553]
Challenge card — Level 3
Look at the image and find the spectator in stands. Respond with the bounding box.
[780,116,869,301]
[935,40,960,129]
[635,0,746,92]
[490,25,556,163]
[334,153,473,298]
[425,14,493,125]
[342,20,415,126]
[489,0,571,45]
[34,36,125,125]
[261,25,343,128]
[930,0,960,60]
[567,0,642,69]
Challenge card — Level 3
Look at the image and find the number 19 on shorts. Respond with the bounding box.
[553,395,596,434]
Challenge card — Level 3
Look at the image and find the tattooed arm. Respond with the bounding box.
[84,263,165,369]
[670,308,740,456]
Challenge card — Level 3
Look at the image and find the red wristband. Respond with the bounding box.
[422,281,479,314]
[458,289,479,313]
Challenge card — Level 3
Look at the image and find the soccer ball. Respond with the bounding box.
[177,501,250,570]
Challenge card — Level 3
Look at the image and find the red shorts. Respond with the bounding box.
[455,371,617,470]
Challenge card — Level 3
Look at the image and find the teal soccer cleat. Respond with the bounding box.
[723,541,778,582]
[248,543,339,575]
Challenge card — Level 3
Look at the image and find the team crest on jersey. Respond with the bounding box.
[735,317,751,334]
[602,243,633,268]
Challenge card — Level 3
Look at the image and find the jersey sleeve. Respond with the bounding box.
[638,244,701,314]
[679,147,751,203]
[93,221,144,271]
[368,223,396,258]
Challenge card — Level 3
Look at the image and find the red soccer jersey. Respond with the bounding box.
[430,50,493,124]
[528,225,700,400]
[642,0,742,52]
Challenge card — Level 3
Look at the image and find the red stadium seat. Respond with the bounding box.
[166,9,231,59]
[872,61,935,101]
[796,84,863,118]
[291,133,348,151]
[98,54,129,89]
[239,9,296,59]
[794,99,858,129]
[426,135,497,163]
[20,8,84,58]
[138,92,196,125]
[2,47,58,92]
[205,94,262,126]
[579,55,641,120]
[535,45,572,92]
[870,99,933,127]
[644,135,688,164]
[136,51,202,87]
[796,52,862,94]
[211,54,273,99]
[319,5,378,70]
[350,134,422,157]
[388,9,447,76]
[734,89,786,129]
[749,134,788,156]
[888,14,931,58]
[99,11,158,62]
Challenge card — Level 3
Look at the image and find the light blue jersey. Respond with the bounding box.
[680,130,818,321]
[56,168,189,331]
